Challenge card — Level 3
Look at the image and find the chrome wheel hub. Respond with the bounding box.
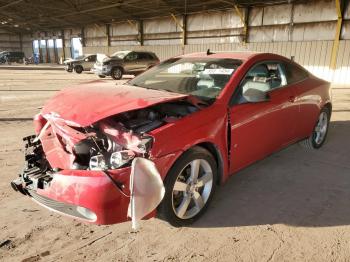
[172,159,213,219]
[114,69,121,78]
[314,111,328,145]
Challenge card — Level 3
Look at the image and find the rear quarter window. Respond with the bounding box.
[284,63,309,84]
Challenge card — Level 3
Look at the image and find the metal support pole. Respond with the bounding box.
[61,30,66,60]
[171,13,186,52]
[127,20,143,46]
[53,38,58,64]
[45,38,49,63]
[19,33,23,52]
[233,5,247,43]
[139,20,144,46]
[182,15,187,46]
[106,24,111,47]
[106,24,111,54]
[217,1,247,44]
[244,7,250,43]
[330,0,343,69]
[81,27,86,47]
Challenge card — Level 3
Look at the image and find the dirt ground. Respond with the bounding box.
[0,69,350,262]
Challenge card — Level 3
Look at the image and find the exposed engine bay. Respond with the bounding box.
[73,100,199,170]
[35,100,199,171]
[12,100,200,194]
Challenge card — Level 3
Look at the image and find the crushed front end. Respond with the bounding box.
[11,98,199,225]
[11,134,132,224]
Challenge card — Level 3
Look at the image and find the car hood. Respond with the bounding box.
[42,81,188,127]
[64,58,83,64]
[103,57,122,63]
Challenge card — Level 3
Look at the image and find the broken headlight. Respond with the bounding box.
[89,154,107,170]
[110,150,135,169]
[89,150,136,170]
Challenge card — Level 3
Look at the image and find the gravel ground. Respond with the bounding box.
[0,69,349,262]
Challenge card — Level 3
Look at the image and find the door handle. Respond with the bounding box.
[289,96,296,103]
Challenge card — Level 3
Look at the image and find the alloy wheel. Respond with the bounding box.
[313,111,328,145]
[171,159,213,220]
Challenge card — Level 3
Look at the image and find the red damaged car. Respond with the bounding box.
[11,51,332,226]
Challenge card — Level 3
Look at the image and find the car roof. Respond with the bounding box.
[179,51,264,61]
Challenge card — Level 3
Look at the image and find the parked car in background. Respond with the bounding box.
[0,51,25,64]
[64,54,97,73]
[94,50,159,79]
[11,52,332,227]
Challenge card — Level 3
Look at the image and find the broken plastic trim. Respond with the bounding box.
[128,158,165,230]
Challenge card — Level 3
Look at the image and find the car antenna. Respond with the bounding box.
[207,49,215,55]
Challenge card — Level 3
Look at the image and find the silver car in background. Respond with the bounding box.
[93,51,159,79]
[64,54,97,74]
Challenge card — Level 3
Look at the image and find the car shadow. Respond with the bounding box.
[192,120,350,228]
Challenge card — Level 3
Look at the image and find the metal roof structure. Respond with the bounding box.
[0,0,305,33]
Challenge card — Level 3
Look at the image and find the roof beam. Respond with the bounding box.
[0,0,24,10]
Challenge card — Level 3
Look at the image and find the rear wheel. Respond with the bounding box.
[74,65,83,74]
[111,67,123,80]
[98,75,106,78]
[158,147,217,226]
[300,107,330,149]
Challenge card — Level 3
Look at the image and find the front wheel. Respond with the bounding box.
[300,107,330,149]
[158,147,217,226]
[111,67,123,80]
[74,66,83,74]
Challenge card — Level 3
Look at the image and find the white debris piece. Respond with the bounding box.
[128,158,165,230]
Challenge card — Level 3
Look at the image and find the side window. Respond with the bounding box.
[125,52,138,61]
[138,53,151,60]
[284,63,308,84]
[89,55,97,62]
[232,61,287,104]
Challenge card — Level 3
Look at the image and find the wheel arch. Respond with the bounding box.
[111,65,124,73]
[74,64,83,69]
[323,102,332,118]
[196,142,224,185]
[162,142,224,186]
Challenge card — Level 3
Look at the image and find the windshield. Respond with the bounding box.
[111,51,130,59]
[129,57,241,101]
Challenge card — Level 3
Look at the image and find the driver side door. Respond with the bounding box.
[229,61,298,173]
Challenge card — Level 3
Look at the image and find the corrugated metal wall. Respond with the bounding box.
[83,40,350,84]
[2,0,349,83]
[0,29,21,51]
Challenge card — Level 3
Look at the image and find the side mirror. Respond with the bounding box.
[243,88,270,103]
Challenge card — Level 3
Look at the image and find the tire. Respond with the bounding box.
[111,67,123,80]
[98,75,106,78]
[158,146,217,226]
[74,65,83,74]
[299,107,330,150]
